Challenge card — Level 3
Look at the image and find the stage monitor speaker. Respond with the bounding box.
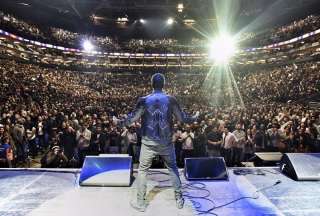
[99,154,129,157]
[280,153,320,181]
[252,152,283,166]
[79,155,132,186]
[184,157,228,181]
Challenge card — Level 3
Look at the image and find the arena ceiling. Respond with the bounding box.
[1,0,320,40]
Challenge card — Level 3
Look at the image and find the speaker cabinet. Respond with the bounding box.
[79,155,132,186]
[280,153,320,181]
[252,152,283,166]
[184,157,228,180]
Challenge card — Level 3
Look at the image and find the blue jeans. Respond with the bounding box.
[137,138,182,202]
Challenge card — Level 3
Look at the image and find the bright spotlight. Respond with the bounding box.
[167,18,174,25]
[82,40,94,52]
[140,19,145,24]
[209,34,237,63]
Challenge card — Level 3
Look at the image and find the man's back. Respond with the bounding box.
[119,73,194,211]
[120,90,196,145]
[141,91,172,143]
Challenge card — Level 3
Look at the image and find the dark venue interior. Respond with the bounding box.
[0,0,320,215]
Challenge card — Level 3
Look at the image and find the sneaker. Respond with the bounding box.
[175,193,184,209]
[130,200,147,212]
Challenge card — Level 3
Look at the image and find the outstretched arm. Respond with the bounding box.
[118,97,145,127]
[171,97,199,124]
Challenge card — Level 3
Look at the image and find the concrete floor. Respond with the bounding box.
[0,168,319,216]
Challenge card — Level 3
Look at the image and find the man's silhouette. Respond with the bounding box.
[118,73,198,212]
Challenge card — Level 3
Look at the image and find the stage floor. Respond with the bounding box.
[0,167,320,216]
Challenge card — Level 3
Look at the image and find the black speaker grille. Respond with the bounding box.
[184,157,228,180]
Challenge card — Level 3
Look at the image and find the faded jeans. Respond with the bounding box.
[137,138,182,202]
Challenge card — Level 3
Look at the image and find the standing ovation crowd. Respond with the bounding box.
[0,58,319,168]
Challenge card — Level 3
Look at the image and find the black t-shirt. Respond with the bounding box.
[207,131,222,149]
[254,131,265,148]
[109,131,120,146]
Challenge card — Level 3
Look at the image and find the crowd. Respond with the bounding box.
[2,10,320,53]
[247,15,320,47]
[0,58,319,168]
[267,15,320,44]
[48,14,320,52]
[239,63,320,102]
[0,11,200,53]
[50,28,121,51]
[123,39,179,53]
[2,10,319,54]
[48,28,207,53]
[0,11,46,41]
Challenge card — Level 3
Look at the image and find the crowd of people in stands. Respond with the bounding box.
[50,27,121,51]
[0,58,319,168]
[0,11,198,53]
[0,11,46,42]
[248,15,320,47]
[267,15,320,44]
[239,63,320,102]
[2,10,320,52]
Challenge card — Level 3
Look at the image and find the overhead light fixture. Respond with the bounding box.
[90,14,105,21]
[18,2,30,7]
[167,18,174,25]
[183,19,195,26]
[90,14,97,20]
[90,14,105,25]
[177,3,184,13]
[116,17,129,24]
[139,19,145,24]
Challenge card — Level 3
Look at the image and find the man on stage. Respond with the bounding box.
[117,73,199,212]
